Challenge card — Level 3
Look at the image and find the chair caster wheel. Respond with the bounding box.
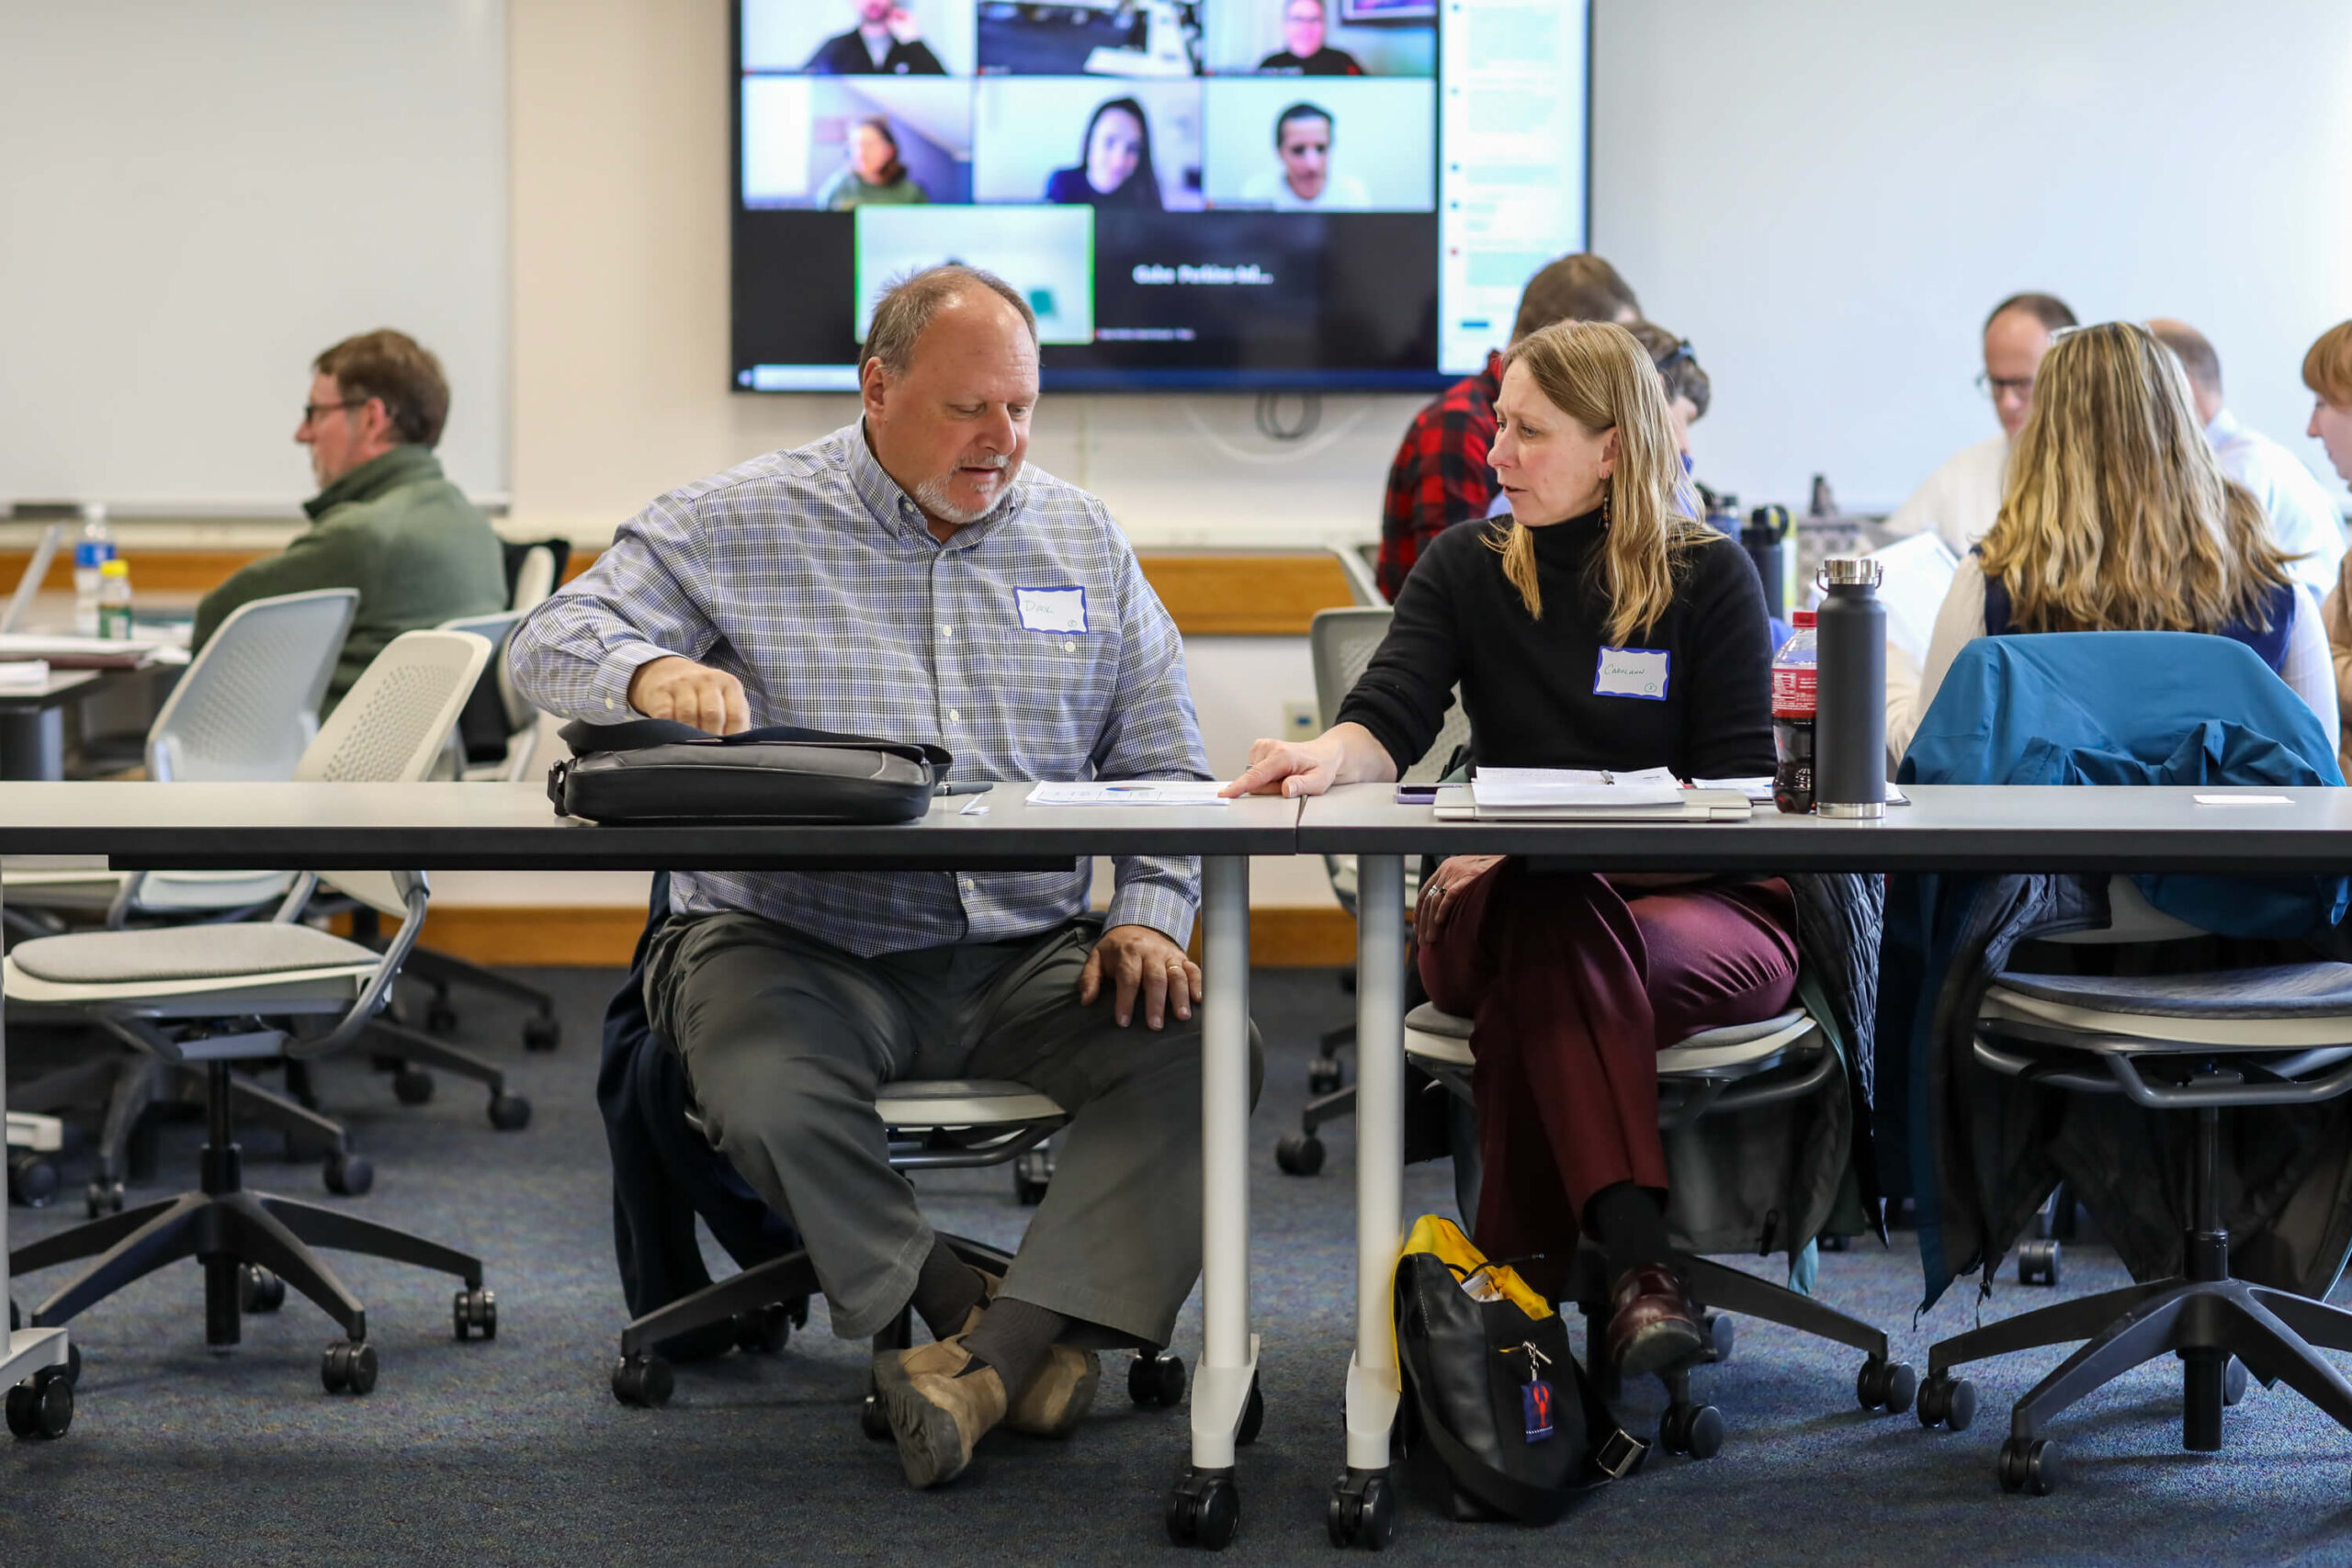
[321,1339,378,1396]
[861,1392,892,1440]
[1326,1469,1396,1550]
[323,1151,373,1197]
[488,1093,532,1132]
[1997,1435,2055,1495]
[1012,1148,1052,1206]
[1704,1312,1736,1365]
[62,1343,83,1389]
[1307,1059,1344,1096]
[2018,1239,2061,1287]
[7,1152,58,1209]
[6,1366,74,1439]
[85,1179,124,1219]
[1166,1468,1239,1550]
[1274,1131,1325,1177]
[392,1067,435,1106]
[523,1014,560,1053]
[734,1301,792,1355]
[2223,1355,2249,1406]
[1659,1402,1724,1459]
[424,999,459,1034]
[1237,1377,1264,1447]
[239,1264,286,1314]
[1130,1350,1186,1408]
[1856,1355,1916,1414]
[1917,1371,1975,1431]
[611,1352,672,1408]
[453,1287,497,1342]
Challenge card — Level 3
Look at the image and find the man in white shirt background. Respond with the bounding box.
[1883,291,2077,554]
[1239,102,1370,210]
[2148,317,2346,598]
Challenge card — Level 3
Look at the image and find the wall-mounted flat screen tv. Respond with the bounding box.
[731,0,1590,392]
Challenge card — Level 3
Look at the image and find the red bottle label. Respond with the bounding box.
[1771,665,1817,720]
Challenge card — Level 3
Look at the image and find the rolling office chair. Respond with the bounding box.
[1405,999,1911,1459]
[376,597,564,1055]
[6,589,368,1214]
[1327,541,1385,609]
[609,1079,1203,1436]
[1274,606,1469,1177]
[5,630,500,1393]
[1912,878,2352,1495]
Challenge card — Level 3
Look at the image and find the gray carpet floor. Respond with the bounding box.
[9,965,2352,1566]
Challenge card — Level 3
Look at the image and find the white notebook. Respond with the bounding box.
[1470,766,1686,810]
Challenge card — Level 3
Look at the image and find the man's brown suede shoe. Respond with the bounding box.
[874,1337,1007,1488]
[1604,1262,1705,1380]
[961,1278,1102,1438]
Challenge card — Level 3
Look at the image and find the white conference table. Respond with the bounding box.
[0,779,1295,1543]
[1294,781,2352,1543]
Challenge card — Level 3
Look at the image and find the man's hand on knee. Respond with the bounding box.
[1079,924,1201,1030]
[628,655,752,734]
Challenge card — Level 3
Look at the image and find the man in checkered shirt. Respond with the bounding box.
[511,265,1246,1491]
[1374,253,1643,600]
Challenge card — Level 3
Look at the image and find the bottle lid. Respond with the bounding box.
[1791,610,1815,627]
[99,558,128,577]
[1818,557,1883,588]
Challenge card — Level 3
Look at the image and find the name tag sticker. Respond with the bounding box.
[1015,586,1089,634]
[1594,646,1669,701]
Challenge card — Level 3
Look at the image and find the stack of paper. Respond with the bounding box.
[0,660,51,689]
[1027,781,1229,807]
[1471,766,1686,810]
[0,633,156,669]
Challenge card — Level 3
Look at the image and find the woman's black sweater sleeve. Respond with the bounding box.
[1681,539,1778,779]
[1335,540,1462,775]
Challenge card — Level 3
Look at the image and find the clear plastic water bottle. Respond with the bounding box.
[72,502,114,637]
[1770,610,1818,815]
[96,558,134,639]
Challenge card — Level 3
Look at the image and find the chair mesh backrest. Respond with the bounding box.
[1309,607,1468,782]
[509,545,557,613]
[295,628,492,918]
[146,589,357,782]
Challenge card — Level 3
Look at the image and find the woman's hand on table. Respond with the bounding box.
[1221,721,1396,799]
[1417,854,1504,947]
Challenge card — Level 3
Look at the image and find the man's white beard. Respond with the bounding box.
[913,460,1017,526]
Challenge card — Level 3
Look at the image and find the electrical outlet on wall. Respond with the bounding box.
[1283,702,1318,740]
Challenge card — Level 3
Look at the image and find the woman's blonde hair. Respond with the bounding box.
[1487,320,1712,645]
[1978,321,2291,635]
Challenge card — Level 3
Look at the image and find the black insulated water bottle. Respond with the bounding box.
[1814,558,1886,819]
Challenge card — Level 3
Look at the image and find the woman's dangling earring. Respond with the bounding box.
[1600,481,1611,528]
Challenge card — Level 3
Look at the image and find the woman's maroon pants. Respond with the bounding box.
[1418,860,1800,1271]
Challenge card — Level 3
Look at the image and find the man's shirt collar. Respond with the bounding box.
[846,420,1024,549]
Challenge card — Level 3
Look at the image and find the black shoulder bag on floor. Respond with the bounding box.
[548,718,949,825]
[1394,1215,1645,1524]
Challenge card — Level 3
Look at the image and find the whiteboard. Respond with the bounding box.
[0,0,509,514]
[1591,0,2352,516]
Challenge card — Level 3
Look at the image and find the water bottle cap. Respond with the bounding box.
[100,558,128,577]
[1817,558,1883,588]
[1790,610,1815,627]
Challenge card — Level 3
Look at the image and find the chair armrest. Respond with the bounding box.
[288,880,431,1060]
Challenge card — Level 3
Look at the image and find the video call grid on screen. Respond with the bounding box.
[731,0,1588,393]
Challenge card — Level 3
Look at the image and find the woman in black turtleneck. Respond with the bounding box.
[1227,320,1791,1381]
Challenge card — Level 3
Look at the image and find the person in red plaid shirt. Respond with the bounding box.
[1376,254,1643,600]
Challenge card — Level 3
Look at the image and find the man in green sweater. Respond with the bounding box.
[194,329,508,710]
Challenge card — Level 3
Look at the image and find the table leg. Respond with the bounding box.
[2,876,77,1439]
[0,709,64,782]
[1330,852,1406,1549]
[1168,854,1258,1550]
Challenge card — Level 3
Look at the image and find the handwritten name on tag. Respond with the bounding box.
[1594,646,1669,701]
[1015,586,1089,634]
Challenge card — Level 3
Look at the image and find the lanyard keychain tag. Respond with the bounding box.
[1509,1341,1555,1442]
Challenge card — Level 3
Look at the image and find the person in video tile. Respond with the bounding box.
[1044,96,1165,210]
[1239,101,1366,209]
[806,0,947,74]
[819,117,931,209]
[1256,0,1363,75]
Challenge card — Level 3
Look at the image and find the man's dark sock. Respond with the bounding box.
[909,1235,988,1340]
[959,1297,1068,1399]
[1583,1180,1673,1282]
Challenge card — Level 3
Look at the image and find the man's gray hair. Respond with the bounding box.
[862,265,1039,378]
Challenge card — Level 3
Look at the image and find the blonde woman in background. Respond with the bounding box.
[1225,320,1786,1379]
[2304,321,2352,773]
[1914,321,2337,754]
